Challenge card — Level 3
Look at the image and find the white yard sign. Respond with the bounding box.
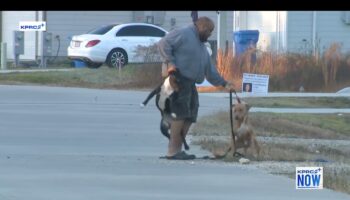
[242,73,269,94]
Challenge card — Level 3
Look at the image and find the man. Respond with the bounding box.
[157,16,235,160]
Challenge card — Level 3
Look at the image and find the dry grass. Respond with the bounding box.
[324,167,350,194]
[0,63,163,90]
[130,63,162,88]
[216,48,234,80]
[134,44,162,63]
[322,43,342,89]
[2,42,349,93]
[215,43,350,92]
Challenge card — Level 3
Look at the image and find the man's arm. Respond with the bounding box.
[205,57,227,87]
[205,58,236,91]
[157,29,183,67]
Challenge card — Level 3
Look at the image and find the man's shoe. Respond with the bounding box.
[166,151,196,160]
[233,152,245,158]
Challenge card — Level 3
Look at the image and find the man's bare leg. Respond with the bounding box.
[181,120,192,138]
[167,120,185,156]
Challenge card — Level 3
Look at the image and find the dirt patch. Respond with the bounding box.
[190,111,350,195]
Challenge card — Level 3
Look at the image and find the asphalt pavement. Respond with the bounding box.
[0,85,349,200]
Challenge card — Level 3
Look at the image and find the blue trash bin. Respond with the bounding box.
[233,30,259,63]
[72,60,86,68]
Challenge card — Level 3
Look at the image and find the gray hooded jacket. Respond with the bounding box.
[157,24,227,87]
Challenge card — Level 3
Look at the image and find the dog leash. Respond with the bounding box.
[229,89,246,158]
[213,89,242,159]
[231,89,241,103]
[229,89,237,155]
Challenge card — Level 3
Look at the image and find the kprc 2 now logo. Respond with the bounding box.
[19,21,46,31]
[296,167,323,189]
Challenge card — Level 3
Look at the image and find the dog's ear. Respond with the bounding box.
[245,103,251,111]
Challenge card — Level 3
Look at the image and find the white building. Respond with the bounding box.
[235,11,350,54]
[1,11,350,62]
[0,11,233,62]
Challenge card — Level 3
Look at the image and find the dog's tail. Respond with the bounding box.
[213,147,245,159]
[140,83,162,108]
[214,147,231,159]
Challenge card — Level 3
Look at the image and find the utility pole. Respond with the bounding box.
[217,11,228,52]
[1,42,7,70]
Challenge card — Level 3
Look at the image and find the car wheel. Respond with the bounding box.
[87,62,103,68]
[106,49,128,68]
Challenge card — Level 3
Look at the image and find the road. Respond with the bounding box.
[0,85,349,200]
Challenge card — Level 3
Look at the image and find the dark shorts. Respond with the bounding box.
[169,76,199,122]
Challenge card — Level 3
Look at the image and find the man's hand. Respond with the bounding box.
[224,81,236,92]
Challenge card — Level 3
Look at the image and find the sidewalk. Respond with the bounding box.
[200,92,350,98]
[198,91,350,113]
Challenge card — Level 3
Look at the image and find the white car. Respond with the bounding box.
[67,23,168,68]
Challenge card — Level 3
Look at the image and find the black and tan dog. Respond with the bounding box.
[140,70,189,150]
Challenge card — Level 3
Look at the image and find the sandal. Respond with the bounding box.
[166,151,196,160]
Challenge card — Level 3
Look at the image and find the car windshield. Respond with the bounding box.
[86,24,118,35]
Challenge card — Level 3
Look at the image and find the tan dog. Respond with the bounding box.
[231,101,260,158]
